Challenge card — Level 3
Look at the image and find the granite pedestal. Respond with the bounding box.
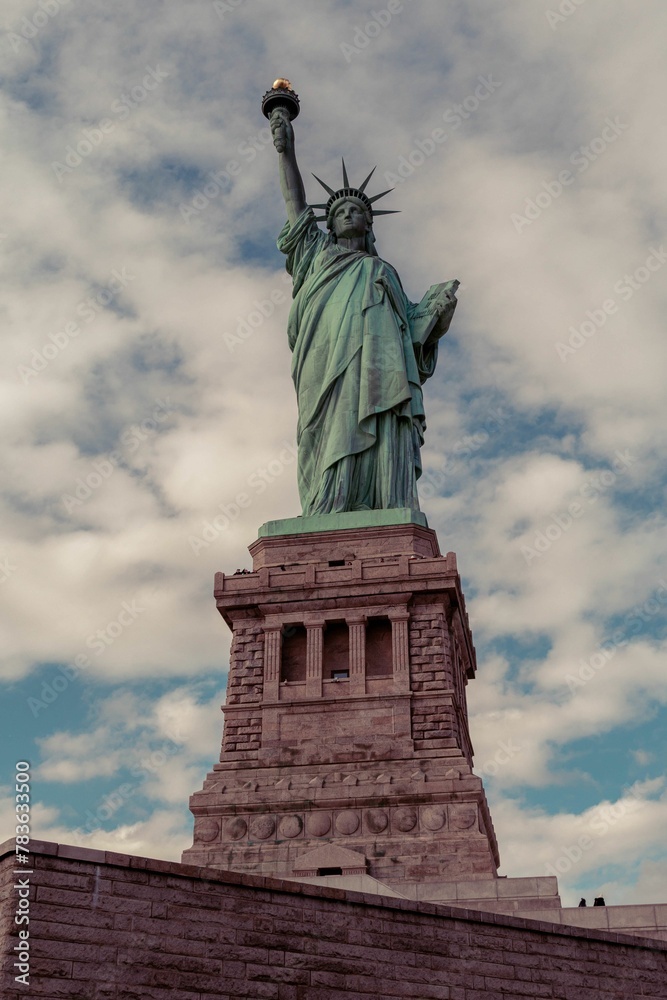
[184,516,508,892]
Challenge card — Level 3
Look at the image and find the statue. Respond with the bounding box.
[262,81,459,517]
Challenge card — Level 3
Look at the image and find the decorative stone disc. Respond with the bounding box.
[449,805,478,831]
[249,815,276,840]
[393,807,417,832]
[225,817,247,841]
[305,813,331,837]
[335,810,360,835]
[195,818,220,843]
[421,805,447,831]
[278,814,303,839]
[365,808,388,834]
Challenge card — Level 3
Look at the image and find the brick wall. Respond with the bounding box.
[409,601,474,763]
[220,618,264,759]
[2,840,666,999]
[408,603,451,694]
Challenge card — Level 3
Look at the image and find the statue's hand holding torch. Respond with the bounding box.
[262,79,300,156]
[270,107,292,154]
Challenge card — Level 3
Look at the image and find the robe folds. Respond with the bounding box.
[278,207,438,516]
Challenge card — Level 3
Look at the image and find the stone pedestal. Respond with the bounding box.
[183,517,501,889]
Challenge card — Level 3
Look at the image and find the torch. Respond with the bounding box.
[261,79,300,153]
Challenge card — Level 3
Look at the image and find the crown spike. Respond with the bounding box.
[368,187,394,205]
[312,173,336,196]
[358,166,377,193]
[310,161,398,226]
[371,209,400,216]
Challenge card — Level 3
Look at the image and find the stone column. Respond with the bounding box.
[305,620,324,698]
[263,625,282,702]
[389,610,410,692]
[347,614,367,695]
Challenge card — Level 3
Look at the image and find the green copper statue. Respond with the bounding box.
[265,82,458,517]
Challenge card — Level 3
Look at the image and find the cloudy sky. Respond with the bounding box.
[2,0,666,908]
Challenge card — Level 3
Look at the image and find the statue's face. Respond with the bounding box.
[332,199,369,239]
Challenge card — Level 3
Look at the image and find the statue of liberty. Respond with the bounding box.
[265,82,458,517]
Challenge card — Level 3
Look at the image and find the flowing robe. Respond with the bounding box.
[278,207,439,515]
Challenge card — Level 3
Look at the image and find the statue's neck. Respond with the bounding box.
[336,235,366,252]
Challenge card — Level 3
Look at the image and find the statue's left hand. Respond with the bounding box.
[411,281,459,346]
[435,292,454,315]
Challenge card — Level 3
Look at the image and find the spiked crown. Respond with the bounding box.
[312,159,399,230]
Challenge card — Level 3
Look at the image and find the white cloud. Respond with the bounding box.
[490,779,667,903]
[631,749,653,767]
[27,685,221,804]
[0,793,192,863]
[35,730,123,782]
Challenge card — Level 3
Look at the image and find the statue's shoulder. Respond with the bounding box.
[375,255,402,283]
[278,208,328,255]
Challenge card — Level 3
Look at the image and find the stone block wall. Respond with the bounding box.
[224,616,264,709]
[408,602,451,693]
[408,601,464,756]
[2,840,666,1000]
[220,615,264,761]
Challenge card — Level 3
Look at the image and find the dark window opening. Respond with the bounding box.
[328,559,345,567]
[281,624,307,682]
[331,669,349,680]
[317,867,343,876]
[323,621,349,676]
[365,617,393,676]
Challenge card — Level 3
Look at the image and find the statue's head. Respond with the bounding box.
[329,197,372,239]
[312,160,398,254]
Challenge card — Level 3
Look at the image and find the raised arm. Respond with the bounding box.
[270,108,307,227]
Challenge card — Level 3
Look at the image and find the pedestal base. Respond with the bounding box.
[184,521,501,887]
[259,507,428,537]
